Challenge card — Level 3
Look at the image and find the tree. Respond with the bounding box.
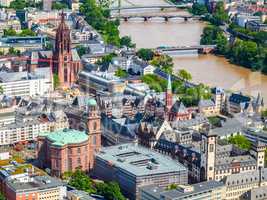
[120,36,135,48]
[8,47,20,56]
[191,3,208,15]
[3,28,17,37]
[52,1,68,10]
[115,68,128,78]
[212,2,228,25]
[137,48,154,61]
[76,45,87,57]
[68,169,96,194]
[0,192,5,200]
[0,86,3,95]
[177,69,192,82]
[96,53,116,69]
[96,182,126,200]
[19,29,36,37]
[9,0,26,10]
[150,55,173,74]
[228,135,251,150]
[53,74,60,89]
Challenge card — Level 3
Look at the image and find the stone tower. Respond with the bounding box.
[251,140,266,169]
[86,98,101,169]
[165,74,172,112]
[53,12,77,88]
[201,127,216,181]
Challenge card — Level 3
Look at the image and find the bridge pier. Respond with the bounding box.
[144,17,148,22]
[124,17,128,22]
[164,17,168,22]
[184,17,188,21]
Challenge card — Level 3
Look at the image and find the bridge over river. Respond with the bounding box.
[154,45,217,56]
[108,4,191,11]
[111,13,201,21]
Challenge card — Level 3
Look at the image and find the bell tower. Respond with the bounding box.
[53,11,75,88]
[86,99,101,169]
[165,74,173,112]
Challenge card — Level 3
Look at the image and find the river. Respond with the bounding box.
[118,0,267,102]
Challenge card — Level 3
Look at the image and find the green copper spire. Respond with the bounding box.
[167,74,172,91]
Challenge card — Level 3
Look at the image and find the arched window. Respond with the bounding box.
[93,122,97,130]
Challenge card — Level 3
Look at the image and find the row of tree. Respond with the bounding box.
[201,25,267,72]
[80,0,134,47]
[3,28,36,37]
[136,48,212,106]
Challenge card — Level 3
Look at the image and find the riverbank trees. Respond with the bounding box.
[201,25,267,72]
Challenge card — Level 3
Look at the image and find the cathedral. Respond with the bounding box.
[29,12,81,88]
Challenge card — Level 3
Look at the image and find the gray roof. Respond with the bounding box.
[212,118,243,137]
[141,181,224,200]
[96,143,187,177]
[198,99,215,108]
[0,67,50,82]
[6,175,65,193]
[223,168,267,186]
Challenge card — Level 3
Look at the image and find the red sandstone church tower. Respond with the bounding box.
[53,12,81,88]
[165,74,173,112]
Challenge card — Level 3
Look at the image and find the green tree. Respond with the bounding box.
[19,29,36,37]
[8,47,20,56]
[52,1,68,10]
[137,48,154,61]
[80,0,121,46]
[120,36,135,48]
[76,45,87,57]
[3,28,17,37]
[53,74,60,89]
[166,183,178,190]
[115,68,128,78]
[96,182,126,200]
[177,69,192,82]
[190,3,208,15]
[228,135,251,150]
[96,53,116,69]
[141,74,167,92]
[68,169,96,194]
[9,0,26,10]
[0,192,5,200]
[0,86,3,95]
[212,2,228,25]
[150,55,173,74]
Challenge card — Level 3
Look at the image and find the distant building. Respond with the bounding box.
[140,181,226,200]
[228,93,251,113]
[246,20,267,32]
[94,143,188,200]
[223,168,267,200]
[0,67,52,97]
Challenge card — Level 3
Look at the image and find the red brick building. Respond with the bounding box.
[37,99,101,177]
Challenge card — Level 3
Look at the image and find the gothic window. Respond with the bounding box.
[68,158,72,170]
[64,68,68,82]
[77,157,81,165]
[209,144,214,152]
[64,56,68,61]
[93,122,97,130]
[77,148,81,154]
[92,135,97,145]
